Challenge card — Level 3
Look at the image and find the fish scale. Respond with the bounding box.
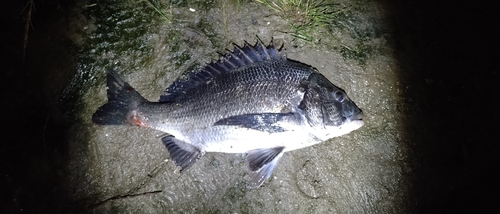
[92,39,364,188]
[156,61,309,122]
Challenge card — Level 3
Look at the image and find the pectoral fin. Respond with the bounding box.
[214,113,298,133]
[161,136,201,172]
[247,147,285,188]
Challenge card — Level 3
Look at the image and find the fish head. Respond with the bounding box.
[300,73,364,140]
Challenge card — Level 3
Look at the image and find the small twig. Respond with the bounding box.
[89,190,163,208]
[88,161,167,208]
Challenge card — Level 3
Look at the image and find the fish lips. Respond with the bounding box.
[346,110,365,131]
[350,111,364,121]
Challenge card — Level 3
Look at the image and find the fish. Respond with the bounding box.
[92,39,364,188]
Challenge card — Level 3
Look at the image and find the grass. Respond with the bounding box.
[143,0,172,23]
[255,0,347,42]
[21,0,35,63]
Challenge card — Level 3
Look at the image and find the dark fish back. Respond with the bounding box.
[160,40,288,103]
[161,41,314,123]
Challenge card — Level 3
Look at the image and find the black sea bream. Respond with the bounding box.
[92,40,364,187]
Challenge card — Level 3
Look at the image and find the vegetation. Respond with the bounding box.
[21,0,35,62]
[143,0,173,22]
[254,0,347,42]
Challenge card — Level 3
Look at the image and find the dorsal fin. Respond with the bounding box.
[159,39,286,102]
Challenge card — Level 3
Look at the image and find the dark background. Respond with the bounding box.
[1,0,498,213]
[387,1,498,213]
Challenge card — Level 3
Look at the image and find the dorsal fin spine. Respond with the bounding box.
[228,50,245,66]
[206,64,220,75]
[243,41,262,62]
[159,39,286,102]
[224,59,235,68]
[255,41,270,60]
[218,61,231,71]
[226,52,240,67]
[233,44,254,63]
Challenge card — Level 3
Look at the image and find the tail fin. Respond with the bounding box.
[92,69,147,125]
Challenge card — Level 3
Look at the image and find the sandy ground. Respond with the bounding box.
[61,0,409,212]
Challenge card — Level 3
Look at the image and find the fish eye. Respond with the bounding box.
[334,91,345,102]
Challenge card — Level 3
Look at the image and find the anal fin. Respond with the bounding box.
[247,147,285,188]
[161,136,201,172]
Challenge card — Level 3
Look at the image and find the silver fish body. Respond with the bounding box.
[93,40,364,187]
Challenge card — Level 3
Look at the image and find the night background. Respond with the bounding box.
[1,0,498,213]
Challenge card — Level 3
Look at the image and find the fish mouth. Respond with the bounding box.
[346,111,364,129]
[350,111,364,121]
